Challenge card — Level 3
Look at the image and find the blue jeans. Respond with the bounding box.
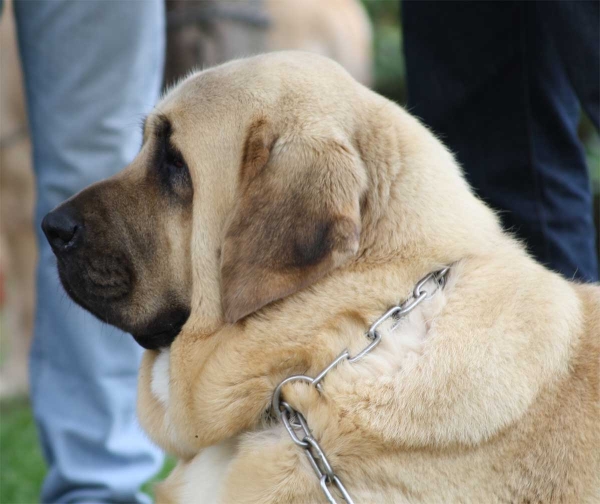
[403,0,599,282]
[11,1,165,502]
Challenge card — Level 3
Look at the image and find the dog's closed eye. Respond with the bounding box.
[150,116,193,204]
[164,145,188,178]
[158,144,193,203]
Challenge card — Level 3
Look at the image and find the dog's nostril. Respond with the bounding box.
[42,206,83,253]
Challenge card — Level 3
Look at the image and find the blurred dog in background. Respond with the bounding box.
[0,0,372,398]
[0,0,36,398]
[165,0,372,87]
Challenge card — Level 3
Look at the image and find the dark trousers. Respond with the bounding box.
[403,0,599,282]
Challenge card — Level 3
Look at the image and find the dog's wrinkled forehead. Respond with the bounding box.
[154,51,360,138]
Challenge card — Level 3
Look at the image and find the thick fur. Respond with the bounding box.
[53,52,600,503]
[137,53,600,503]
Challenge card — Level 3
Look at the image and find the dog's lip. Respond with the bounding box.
[131,328,182,350]
[131,308,190,350]
[60,268,183,350]
[57,258,189,350]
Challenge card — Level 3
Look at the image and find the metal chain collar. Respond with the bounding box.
[271,267,450,504]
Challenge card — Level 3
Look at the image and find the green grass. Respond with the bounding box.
[143,455,177,498]
[0,398,45,504]
[0,398,175,504]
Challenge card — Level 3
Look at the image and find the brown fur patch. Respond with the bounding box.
[240,118,278,183]
[220,121,363,323]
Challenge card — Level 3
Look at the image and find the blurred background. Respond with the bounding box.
[0,1,598,502]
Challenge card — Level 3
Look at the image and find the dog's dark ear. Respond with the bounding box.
[220,119,365,323]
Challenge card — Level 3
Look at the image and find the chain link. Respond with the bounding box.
[271,267,450,504]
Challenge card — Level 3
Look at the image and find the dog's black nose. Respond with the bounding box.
[42,206,83,253]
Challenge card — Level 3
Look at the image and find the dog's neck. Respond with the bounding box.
[148,258,457,459]
[353,95,503,270]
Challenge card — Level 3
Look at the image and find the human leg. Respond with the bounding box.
[543,0,599,131]
[14,0,165,501]
[402,0,598,282]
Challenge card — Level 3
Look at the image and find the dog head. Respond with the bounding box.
[42,52,368,349]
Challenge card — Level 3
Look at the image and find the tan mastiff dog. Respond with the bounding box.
[42,53,599,503]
